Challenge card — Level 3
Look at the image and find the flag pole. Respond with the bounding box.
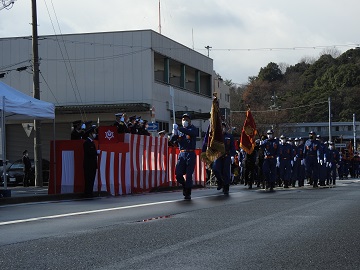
[169,86,176,125]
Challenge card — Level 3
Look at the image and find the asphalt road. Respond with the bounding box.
[1,180,360,270]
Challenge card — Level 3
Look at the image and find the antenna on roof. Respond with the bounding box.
[158,0,161,34]
[192,28,194,49]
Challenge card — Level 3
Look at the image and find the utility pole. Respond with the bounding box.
[205,45,212,57]
[328,97,332,142]
[32,0,43,186]
[353,113,356,152]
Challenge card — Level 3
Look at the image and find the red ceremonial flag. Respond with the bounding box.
[97,126,119,144]
[240,109,257,154]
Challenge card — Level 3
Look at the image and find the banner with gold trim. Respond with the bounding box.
[240,109,257,154]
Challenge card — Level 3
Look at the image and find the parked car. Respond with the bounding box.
[0,159,10,176]
[1,159,50,186]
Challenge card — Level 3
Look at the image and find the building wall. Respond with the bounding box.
[0,30,214,161]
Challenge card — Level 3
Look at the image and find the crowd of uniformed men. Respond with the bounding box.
[69,112,359,199]
[70,113,151,140]
[231,129,360,191]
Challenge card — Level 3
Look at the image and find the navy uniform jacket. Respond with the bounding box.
[172,124,198,150]
[114,120,129,134]
[326,148,340,164]
[304,139,320,159]
[71,129,84,140]
[279,143,293,160]
[261,138,279,158]
[224,132,236,157]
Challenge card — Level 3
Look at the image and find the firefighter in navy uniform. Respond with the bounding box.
[326,141,340,185]
[316,135,327,186]
[211,122,236,194]
[260,129,279,191]
[171,113,198,200]
[304,131,320,187]
[292,138,305,187]
[278,135,293,188]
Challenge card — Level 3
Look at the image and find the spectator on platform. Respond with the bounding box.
[114,113,129,134]
[83,126,99,198]
[71,120,84,140]
[158,130,166,138]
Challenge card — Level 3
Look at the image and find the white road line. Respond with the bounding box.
[0,193,223,226]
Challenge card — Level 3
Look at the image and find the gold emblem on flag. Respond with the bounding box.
[244,125,254,136]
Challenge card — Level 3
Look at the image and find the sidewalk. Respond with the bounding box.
[0,186,109,205]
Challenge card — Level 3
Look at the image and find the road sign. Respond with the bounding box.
[147,122,159,132]
[335,143,347,148]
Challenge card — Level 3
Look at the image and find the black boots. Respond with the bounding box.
[183,187,191,200]
[223,184,229,195]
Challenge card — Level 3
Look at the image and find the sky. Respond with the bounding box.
[1,0,360,85]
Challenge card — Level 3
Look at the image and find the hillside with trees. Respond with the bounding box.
[230,47,360,135]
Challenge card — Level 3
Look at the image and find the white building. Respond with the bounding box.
[0,30,217,161]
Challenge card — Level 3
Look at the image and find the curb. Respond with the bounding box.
[0,191,110,205]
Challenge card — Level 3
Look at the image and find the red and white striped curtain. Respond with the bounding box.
[50,132,206,195]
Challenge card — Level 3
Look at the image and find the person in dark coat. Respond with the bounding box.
[22,150,32,187]
[83,127,99,198]
[71,120,84,140]
[138,120,151,136]
[113,113,129,134]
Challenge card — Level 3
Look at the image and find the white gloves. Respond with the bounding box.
[231,156,235,164]
[320,160,323,166]
[301,160,305,166]
[172,124,179,136]
[294,157,297,162]
[276,157,280,167]
[172,129,178,136]
[329,162,332,168]
[291,161,294,167]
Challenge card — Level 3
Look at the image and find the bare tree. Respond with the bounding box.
[299,55,317,65]
[278,62,290,74]
[319,47,342,58]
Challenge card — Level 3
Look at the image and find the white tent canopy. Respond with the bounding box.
[0,81,55,190]
[0,81,55,120]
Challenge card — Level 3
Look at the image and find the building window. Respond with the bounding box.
[157,121,169,133]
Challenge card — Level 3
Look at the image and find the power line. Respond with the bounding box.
[197,43,360,53]
[231,100,328,113]
[43,0,86,119]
